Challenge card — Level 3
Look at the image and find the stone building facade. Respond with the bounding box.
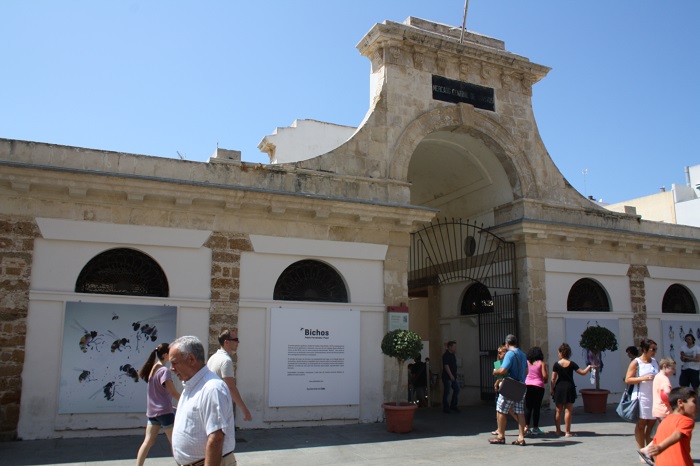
[1,17,699,440]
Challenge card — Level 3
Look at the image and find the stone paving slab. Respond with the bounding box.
[1,404,697,465]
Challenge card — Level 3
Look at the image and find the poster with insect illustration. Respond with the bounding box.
[58,302,176,413]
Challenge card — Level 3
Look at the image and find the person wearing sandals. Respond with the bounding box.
[551,342,595,437]
[491,345,519,435]
[524,346,547,436]
[640,386,697,466]
[626,338,660,454]
[490,334,528,446]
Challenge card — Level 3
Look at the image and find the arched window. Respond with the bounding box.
[662,284,696,314]
[567,278,610,312]
[460,282,493,315]
[273,259,348,303]
[75,248,169,297]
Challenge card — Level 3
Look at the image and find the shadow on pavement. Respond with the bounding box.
[0,404,629,465]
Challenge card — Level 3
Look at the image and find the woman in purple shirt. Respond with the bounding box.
[136,342,181,466]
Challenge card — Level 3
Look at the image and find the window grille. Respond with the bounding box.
[662,284,696,314]
[75,248,169,297]
[567,278,610,312]
[273,260,348,303]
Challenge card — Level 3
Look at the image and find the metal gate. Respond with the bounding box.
[409,218,518,403]
[478,293,519,402]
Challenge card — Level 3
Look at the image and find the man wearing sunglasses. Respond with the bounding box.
[207,329,253,421]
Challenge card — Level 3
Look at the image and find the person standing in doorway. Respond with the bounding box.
[207,329,252,422]
[442,341,459,413]
[679,333,700,390]
[410,354,428,406]
[169,336,237,466]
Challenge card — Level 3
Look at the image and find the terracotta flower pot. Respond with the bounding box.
[383,402,418,433]
[580,388,610,413]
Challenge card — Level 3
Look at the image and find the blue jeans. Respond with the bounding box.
[442,377,459,410]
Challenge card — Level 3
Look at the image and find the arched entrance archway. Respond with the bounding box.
[401,107,526,405]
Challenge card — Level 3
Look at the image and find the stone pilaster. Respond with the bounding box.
[0,216,39,440]
[627,265,650,343]
[205,232,252,357]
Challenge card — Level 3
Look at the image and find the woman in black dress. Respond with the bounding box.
[551,342,595,436]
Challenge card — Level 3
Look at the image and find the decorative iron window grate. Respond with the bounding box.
[662,284,697,314]
[567,278,610,312]
[460,282,494,315]
[273,260,348,303]
[75,248,169,297]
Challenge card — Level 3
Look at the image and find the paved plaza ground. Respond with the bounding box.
[1,404,697,465]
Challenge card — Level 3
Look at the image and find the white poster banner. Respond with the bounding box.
[59,302,177,413]
[269,308,360,407]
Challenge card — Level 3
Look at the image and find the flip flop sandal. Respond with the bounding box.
[488,437,506,444]
[637,451,654,465]
[511,439,526,446]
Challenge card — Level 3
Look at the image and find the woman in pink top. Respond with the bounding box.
[136,342,181,466]
[524,346,548,435]
[652,358,676,419]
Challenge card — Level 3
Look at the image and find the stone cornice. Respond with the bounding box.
[0,160,437,229]
[357,17,551,86]
[492,217,700,254]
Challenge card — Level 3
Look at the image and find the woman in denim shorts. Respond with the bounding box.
[136,342,181,466]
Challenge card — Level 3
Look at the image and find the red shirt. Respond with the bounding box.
[653,413,695,466]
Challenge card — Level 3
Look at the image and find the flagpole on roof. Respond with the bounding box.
[459,0,469,44]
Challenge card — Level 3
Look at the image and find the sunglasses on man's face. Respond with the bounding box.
[226,338,239,343]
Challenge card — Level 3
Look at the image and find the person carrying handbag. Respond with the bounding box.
[489,334,528,446]
[626,338,660,452]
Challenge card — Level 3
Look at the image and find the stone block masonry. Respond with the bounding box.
[0,216,39,441]
[205,232,252,357]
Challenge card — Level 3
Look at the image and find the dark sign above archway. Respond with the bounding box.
[432,75,495,111]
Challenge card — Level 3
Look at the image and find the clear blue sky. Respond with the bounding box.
[1,1,698,204]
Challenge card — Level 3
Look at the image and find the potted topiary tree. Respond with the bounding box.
[381,329,424,433]
[579,323,619,413]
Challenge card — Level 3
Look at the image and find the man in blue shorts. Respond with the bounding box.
[490,334,528,445]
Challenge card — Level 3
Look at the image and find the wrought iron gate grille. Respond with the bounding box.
[409,218,516,290]
[408,218,518,404]
[478,292,519,402]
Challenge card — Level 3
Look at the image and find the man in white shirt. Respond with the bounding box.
[170,336,237,466]
[680,333,700,390]
[207,329,252,421]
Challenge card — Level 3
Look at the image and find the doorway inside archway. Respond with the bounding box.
[406,128,520,405]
